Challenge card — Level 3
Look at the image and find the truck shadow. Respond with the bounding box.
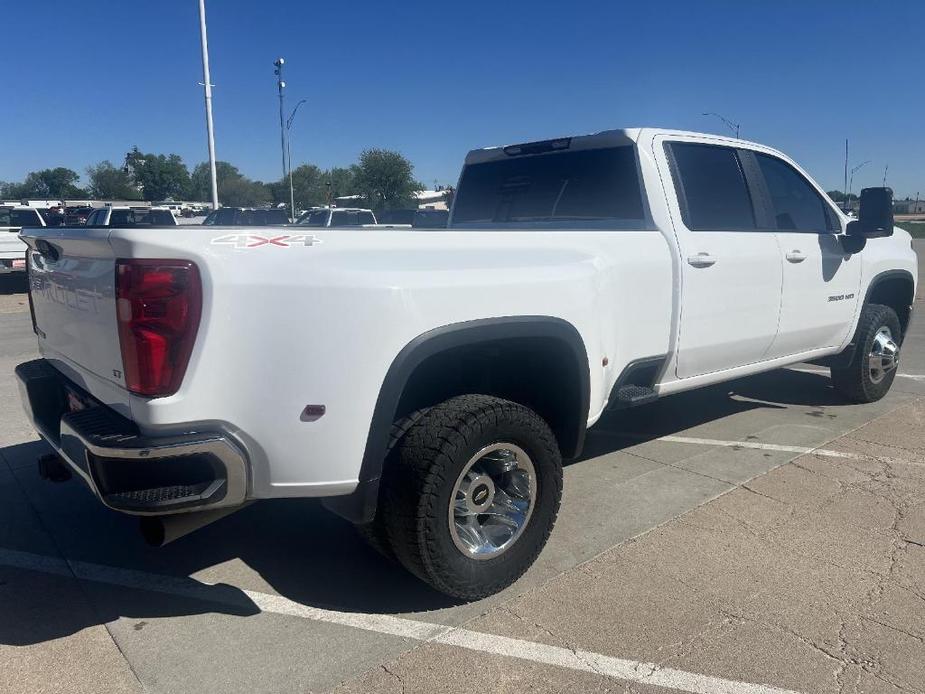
[0,367,841,646]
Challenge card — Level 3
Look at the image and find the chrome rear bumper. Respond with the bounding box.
[16,359,248,516]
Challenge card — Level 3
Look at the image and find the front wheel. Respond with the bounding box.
[380,394,563,600]
[831,303,901,403]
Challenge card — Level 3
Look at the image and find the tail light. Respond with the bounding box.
[115,259,202,397]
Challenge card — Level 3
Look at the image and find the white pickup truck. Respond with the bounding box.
[1,206,46,272]
[16,128,917,599]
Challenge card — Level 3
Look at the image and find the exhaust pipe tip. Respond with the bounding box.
[138,504,250,547]
[139,516,167,547]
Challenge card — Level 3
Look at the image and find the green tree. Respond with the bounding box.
[14,168,85,198]
[826,190,858,203]
[326,166,359,201]
[0,181,25,199]
[86,161,140,200]
[269,164,328,210]
[125,148,191,201]
[353,149,420,210]
[221,176,270,207]
[189,161,244,202]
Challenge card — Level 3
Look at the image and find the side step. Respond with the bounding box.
[613,384,658,409]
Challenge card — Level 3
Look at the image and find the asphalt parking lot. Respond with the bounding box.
[2,246,925,694]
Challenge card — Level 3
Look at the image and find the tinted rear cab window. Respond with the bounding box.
[452,146,645,227]
[669,143,755,230]
[10,209,43,227]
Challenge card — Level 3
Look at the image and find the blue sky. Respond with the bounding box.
[4,1,923,197]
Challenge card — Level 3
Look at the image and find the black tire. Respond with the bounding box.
[352,407,432,561]
[379,394,562,600]
[354,519,394,560]
[831,303,901,403]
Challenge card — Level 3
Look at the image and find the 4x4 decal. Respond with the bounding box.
[211,234,323,249]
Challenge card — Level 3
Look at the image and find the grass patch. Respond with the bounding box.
[897,221,925,238]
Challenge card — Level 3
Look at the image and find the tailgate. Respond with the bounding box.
[21,227,130,407]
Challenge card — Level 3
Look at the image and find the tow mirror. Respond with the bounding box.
[842,187,893,254]
[847,187,894,239]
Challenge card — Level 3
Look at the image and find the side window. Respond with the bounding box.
[11,209,42,226]
[110,210,132,226]
[332,211,359,226]
[754,153,835,233]
[357,211,375,225]
[215,208,236,224]
[669,143,756,231]
[85,210,102,226]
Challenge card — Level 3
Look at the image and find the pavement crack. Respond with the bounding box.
[379,663,405,694]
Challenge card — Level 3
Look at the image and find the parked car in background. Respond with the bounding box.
[296,207,378,227]
[64,206,94,226]
[202,207,291,226]
[85,206,178,227]
[0,206,45,272]
[412,208,449,228]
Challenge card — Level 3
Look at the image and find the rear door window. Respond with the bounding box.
[300,210,329,227]
[11,209,43,227]
[754,153,836,232]
[109,209,133,225]
[331,211,359,226]
[452,145,646,227]
[668,142,756,230]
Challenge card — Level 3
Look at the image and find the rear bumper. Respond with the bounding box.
[15,359,248,516]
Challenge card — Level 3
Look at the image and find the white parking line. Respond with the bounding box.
[609,431,856,459]
[788,366,925,381]
[0,547,801,694]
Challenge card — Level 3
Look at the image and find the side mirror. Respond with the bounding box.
[846,187,894,239]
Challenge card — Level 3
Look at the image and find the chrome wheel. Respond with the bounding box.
[869,326,899,384]
[448,443,536,560]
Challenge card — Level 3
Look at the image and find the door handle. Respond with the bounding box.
[687,252,716,268]
[785,250,806,263]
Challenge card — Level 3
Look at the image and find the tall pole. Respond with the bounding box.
[843,139,849,212]
[274,58,287,217]
[285,99,306,224]
[882,164,888,188]
[288,136,294,223]
[198,0,219,209]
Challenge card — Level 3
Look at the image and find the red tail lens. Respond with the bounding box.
[115,259,202,397]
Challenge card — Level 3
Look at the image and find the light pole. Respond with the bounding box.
[848,160,871,210]
[286,98,306,222]
[702,112,740,138]
[273,58,288,216]
[198,0,219,209]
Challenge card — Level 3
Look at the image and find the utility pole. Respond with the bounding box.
[286,99,306,223]
[843,139,849,212]
[848,160,871,210]
[198,0,219,209]
[274,58,287,217]
[882,164,889,188]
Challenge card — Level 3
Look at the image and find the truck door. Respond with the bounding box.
[661,139,783,379]
[748,152,862,358]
